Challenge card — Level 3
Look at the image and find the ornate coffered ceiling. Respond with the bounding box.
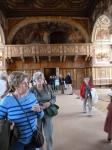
[0,0,99,17]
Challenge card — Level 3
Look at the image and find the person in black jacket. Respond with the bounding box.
[49,76,54,91]
[65,72,73,95]
[59,74,65,94]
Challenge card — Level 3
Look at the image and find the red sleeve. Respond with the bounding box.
[89,82,94,88]
[80,83,84,97]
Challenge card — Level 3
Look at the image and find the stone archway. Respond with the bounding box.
[0,25,5,45]
[91,14,111,43]
[7,17,90,44]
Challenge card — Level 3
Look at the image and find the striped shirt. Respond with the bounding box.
[0,92,44,145]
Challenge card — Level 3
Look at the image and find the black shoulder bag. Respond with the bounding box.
[13,95,44,148]
[33,85,59,117]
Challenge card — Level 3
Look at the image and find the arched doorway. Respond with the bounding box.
[50,31,67,44]
[44,68,56,83]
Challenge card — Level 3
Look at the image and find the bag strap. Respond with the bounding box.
[33,85,42,98]
[13,95,34,134]
[33,85,52,103]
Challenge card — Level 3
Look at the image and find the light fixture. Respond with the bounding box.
[95,19,109,60]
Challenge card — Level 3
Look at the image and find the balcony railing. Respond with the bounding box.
[3,44,93,58]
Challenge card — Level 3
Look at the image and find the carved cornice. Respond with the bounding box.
[0,0,99,17]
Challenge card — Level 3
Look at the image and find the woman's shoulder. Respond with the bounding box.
[0,94,14,106]
[28,91,36,97]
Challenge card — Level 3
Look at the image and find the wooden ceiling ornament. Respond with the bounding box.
[0,0,100,17]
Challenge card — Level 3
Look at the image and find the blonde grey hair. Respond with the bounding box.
[8,71,28,87]
[0,71,7,79]
[33,71,44,81]
[84,77,90,82]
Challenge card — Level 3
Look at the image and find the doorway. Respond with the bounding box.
[44,68,56,83]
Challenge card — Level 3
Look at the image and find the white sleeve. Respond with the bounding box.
[0,80,7,97]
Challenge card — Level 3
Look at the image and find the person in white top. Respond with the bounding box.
[0,71,11,102]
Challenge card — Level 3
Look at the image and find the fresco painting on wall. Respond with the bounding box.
[95,28,110,41]
[89,0,112,36]
[12,22,85,44]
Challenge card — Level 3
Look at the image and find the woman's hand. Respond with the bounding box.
[10,121,15,130]
[32,104,42,112]
[43,102,51,109]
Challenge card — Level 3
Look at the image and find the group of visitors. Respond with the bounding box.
[0,70,112,150]
[0,70,55,150]
[48,72,73,95]
[49,75,59,92]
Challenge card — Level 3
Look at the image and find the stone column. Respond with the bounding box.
[109,24,112,34]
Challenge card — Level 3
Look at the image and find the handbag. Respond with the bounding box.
[33,85,59,117]
[46,104,59,117]
[13,96,44,148]
[0,119,22,150]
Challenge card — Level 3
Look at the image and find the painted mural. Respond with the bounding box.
[89,0,112,36]
[95,28,110,41]
[12,22,85,44]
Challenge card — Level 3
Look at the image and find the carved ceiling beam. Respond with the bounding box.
[63,56,66,62]
[60,56,63,62]
[36,56,39,63]
[6,0,16,8]
[74,55,78,62]
[48,56,51,62]
[21,57,25,63]
[24,0,33,6]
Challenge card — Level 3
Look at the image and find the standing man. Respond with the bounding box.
[0,71,11,102]
[49,76,54,91]
[80,77,94,117]
[59,74,65,94]
[65,72,73,95]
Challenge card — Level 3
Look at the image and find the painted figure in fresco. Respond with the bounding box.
[68,29,76,43]
[43,31,49,44]
[25,32,34,44]
[96,29,109,41]
[40,31,49,44]
[68,29,85,43]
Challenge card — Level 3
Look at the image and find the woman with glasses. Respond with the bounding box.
[0,71,44,150]
[29,71,56,150]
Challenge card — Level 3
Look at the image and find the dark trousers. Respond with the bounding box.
[60,84,64,94]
